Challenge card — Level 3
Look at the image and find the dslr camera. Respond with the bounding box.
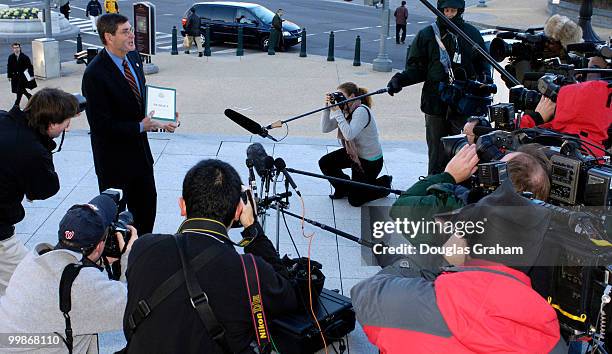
[100,189,134,258]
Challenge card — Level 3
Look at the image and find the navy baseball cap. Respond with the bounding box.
[56,194,118,252]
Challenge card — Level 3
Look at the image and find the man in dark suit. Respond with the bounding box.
[82,14,177,234]
[7,42,37,107]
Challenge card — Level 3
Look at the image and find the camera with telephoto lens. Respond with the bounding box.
[100,189,134,258]
[72,93,87,113]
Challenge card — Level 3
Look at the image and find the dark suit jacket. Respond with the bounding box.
[81,49,153,186]
[7,53,36,93]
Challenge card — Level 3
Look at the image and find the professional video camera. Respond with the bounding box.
[439,80,497,116]
[508,73,575,111]
[490,30,549,63]
[99,189,134,258]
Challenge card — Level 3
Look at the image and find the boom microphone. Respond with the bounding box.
[246,143,271,177]
[224,109,278,142]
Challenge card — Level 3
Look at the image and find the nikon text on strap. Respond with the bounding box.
[58,263,86,354]
[240,254,272,354]
[173,234,233,353]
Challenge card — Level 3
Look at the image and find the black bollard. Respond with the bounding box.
[171,26,178,55]
[268,30,277,55]
[76,33,84,63]
[204,27,211,56]
[353,35,361,66]
[299,28,307,58]
[327,31,335,61]
[237,25,244,56]
[578,0,602,42]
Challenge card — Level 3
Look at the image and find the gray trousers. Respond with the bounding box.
[424,113,467,175]
[0,235,28,296]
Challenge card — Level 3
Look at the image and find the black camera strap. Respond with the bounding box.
[239,254,272,354]
[57,263,86,354]
[173,234,233,353]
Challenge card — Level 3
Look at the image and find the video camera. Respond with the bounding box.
[99,189,134,259]
[439,80,497,116]
[490,30,549,63]
[508,73,575,111]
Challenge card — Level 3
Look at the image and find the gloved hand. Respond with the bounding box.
[387,76,403,96]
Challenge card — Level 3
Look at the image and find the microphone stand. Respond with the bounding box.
[265,88,388,130]
[286,168,403,196]
[271,205,375,248]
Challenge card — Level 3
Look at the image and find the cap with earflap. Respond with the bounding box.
[437,0,465,10]
[56,194,118,252]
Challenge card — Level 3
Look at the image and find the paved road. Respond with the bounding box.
[0,0,481,74]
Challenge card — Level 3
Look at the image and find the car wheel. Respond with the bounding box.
[260,36,269,51]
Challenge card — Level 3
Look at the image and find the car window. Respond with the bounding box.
[193,5,210,20]
[209,6,236,23]
[250,5,275,25]
[235,9,257,24]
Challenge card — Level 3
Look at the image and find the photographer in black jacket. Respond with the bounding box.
[123,159,298,353]
[0,88,80,296]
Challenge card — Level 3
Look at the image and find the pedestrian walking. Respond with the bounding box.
[394,1,409,44]
[183,8,203,57]
[86,0,103,33]
[7,43,36,108]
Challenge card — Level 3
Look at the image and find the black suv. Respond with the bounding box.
[182,2,302,51]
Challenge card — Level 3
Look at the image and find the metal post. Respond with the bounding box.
[578,0,602,43]
[237,25,244,56]
[204,27,211,56]
[299,28,307,57]
[76,34,84,63]
[353,35,361,66]
[44,0,52,38]
[171,26,178,55]
[327,31,335,61]
[477,0,487,7]
[372,0,392,72]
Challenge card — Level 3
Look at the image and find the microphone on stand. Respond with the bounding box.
[225,109,278,142]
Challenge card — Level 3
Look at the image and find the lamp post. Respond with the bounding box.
[477,0,487,7]
[45,0,52,38]
[578,0,601,43]
[372,0,392,72]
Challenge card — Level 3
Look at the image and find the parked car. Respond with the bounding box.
[182,2,302,51]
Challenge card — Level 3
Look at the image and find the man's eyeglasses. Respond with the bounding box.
[117,27,135,35]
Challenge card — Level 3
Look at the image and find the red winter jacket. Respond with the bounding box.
[520,80,612,156]
[351,259,566,354]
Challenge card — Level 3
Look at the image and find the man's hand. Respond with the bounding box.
[239,188,256,229]
[141,111,161,132]
[161,112,181,132]
[444,144,479,183]
[387,77,403,96]
[535,96,556,123]
[325,94,339,112]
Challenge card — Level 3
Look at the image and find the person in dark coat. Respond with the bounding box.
[7,42,36,107]
[123,159,298,353]
[183,7,203,57]
[86,0,103,33]
[386,0,491,176]
[271,9,284,50]
[0,88,79,296]
[81,14,178,235]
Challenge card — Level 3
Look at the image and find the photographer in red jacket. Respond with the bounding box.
[519,74,611,157]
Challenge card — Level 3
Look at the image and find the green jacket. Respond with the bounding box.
[392,17,490,116]
[389,172,467,246]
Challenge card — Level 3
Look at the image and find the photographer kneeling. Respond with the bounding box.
[0,194,137,353]
[123,159,298,353]
[319,82,392,207]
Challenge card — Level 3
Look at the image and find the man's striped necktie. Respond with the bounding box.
[122,59,142,107]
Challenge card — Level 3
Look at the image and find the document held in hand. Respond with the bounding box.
[145,85,177,122]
